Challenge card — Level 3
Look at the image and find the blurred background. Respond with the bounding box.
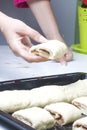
[0,0,78,46]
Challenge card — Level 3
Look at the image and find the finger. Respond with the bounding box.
[20,25,48,43]
[55,57,67,65]
[60,60,67,65]
[65,50,73,62]
[11,38,48,62]
[59,57,67,65]
[21,36,32,47]
[20,50,48,62]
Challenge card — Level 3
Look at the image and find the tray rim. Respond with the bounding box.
[0,72,86,130]
[0,72,86,85]
[0,110,35,130]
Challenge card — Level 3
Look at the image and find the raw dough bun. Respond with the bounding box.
[72,96,87,115]
[0,85,65,113]
[12,107,55,130]
[45,102,81,125]
[62,79,87,102]
[28,85,66,107]
[30,40,68,59]
[1,79,87,113]
[72,117,87,130]
[0,90,31,113]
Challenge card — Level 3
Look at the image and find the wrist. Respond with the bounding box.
[0,12,9,33]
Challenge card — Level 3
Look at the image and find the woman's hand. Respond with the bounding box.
[55,49,73,65]
[0,11,73,64]
[0,12,48,62]
[28,0,73,64]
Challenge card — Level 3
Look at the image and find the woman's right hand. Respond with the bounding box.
[0,12,48,62]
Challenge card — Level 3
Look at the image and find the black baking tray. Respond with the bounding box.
[0,110,35,130]
[0,72,86,130]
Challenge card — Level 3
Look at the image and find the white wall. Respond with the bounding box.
[0,0,77,46]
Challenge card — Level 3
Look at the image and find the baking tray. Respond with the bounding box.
[0,72,86,130]
[0,110,35,130]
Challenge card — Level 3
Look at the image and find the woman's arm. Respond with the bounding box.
[28,0,73,63]
[28,0,64,42]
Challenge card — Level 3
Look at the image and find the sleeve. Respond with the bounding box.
[14,0,29,8]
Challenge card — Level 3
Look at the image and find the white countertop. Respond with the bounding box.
[0,45,87,82]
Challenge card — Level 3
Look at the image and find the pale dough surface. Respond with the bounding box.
[0,90,31,113]
[72,96,87,115]
[28,85,66,107]
[45,102,81,125]
[0,85,65,113]
[30,40,68,59]
[72,117,87,130]
[62,79,87,102]
[12,107,55,130]
[1,79,87,113]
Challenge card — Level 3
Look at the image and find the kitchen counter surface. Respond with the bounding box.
[0,45,87,82]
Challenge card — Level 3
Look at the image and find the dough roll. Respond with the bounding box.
[1,79,87,113]
[27,85,66,107]
[62,79,87,102]
[72,117,87,130]
[45,102,81,125]
[12,107,55,130]
[0,85,65,113]
[0,90,31,113]
[72,96,87,115]
[30,40,68,59]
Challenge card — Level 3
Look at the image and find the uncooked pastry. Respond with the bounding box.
[12,107,55,130]
[62,79,87,102]
[45,102,81,125]
[30,40,68,59]
[0,90,31,113]
[72,96,87,115]
[72,117,87,130]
